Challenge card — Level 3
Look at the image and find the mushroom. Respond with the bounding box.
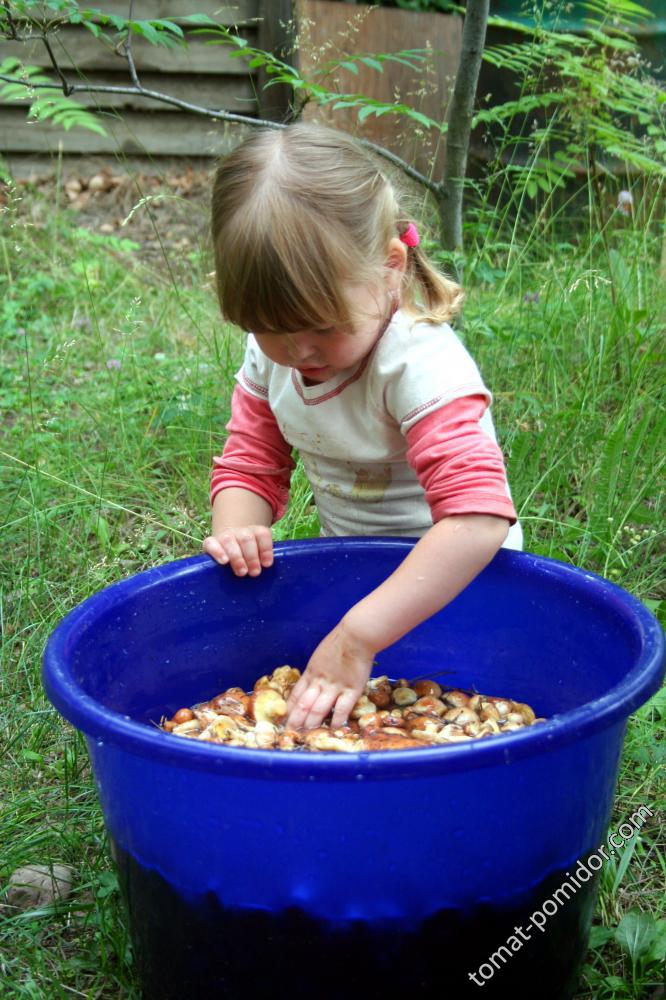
[253,721,279,749]
[350,695,377,719]
[357,712,386,733]
[393,687,418,707]
[412,696,446,717]
[366,675,392,708]
[249,688,288,725]
[442,689,471,708]
[443,707,479,727]
[515,702,536,724]
[362,731,424,751]
[172,719,202,737]
[303,729,362,753]
[160,671,544,755]
[267,666,301,699]
[413,679,443,699]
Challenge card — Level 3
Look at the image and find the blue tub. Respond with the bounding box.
[43,541,664,999]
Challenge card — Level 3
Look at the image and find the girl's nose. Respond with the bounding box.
[286,334,316,362]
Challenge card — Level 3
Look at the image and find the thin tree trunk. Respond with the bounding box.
[439,0,490,264]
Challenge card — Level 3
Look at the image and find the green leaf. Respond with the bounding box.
[610,824,641,895]
[95,871,119,899]
[93,515,111,550]
[614,911,656,962]
[180,13,218,25]
[359,56,383,72]
[0,57,22,73]
[405,108,437,128]
[151,18,184,39]
[601,975,629,991]
[637,694,666,729]
[339,60,359,75]
[644,919,666,964]
[589,925,615,949]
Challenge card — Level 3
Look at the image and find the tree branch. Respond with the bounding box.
[358,135,442,195]
[1,0,19,39]
[0,73,441,195]
[40,32,73,96]
[439,0,490,259]
[123,0,140,89]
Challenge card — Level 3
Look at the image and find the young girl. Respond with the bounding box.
[203,123,522,734]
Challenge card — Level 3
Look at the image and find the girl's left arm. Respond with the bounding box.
[285,513,509,729]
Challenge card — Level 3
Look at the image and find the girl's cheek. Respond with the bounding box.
[254,336,285,364]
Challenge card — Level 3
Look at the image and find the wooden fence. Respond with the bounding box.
[0,1,461,171]
[0,1,260,158]
[297,1,461,178]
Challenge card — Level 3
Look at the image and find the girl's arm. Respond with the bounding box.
[286,393,517,729]
[203,489,274,576]
[203,385,294,575]
[344,512,508,651]
[211,488,273,533]
[285,513,509,729]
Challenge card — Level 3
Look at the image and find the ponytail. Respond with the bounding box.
[402,243,464,324]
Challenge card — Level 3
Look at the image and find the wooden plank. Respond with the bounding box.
[93,1,259,25]
[2,26,255,75]
[0,106,253,155]
[0,72,257,112]
[295,1,462,177]
[16,1,259,27]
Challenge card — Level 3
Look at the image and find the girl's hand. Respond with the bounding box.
[202,525,273,577]
[285,619,376,730]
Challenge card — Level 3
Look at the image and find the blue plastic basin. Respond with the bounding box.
[43,540,664,999]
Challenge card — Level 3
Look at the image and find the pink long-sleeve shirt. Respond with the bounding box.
[212,387,517,529]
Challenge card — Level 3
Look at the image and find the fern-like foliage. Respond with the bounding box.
[3,0,200,48]
[0,57,107,134]
[477,0,666,195]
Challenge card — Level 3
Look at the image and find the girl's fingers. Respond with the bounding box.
[204,528,273,576]
[301,687,338,731]
[330,689,360,730]
[217,532,248,575]
[237,530,261,576]
[255,527,274,568]
[202,536,228,565]
[286,674,308,713]
[286,681,322,730]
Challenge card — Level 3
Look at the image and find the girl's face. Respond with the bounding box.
[253,242,406,383]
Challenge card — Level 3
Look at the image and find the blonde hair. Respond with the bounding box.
[211,122,463,335]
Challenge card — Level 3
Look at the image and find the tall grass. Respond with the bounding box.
[0,144,663,998]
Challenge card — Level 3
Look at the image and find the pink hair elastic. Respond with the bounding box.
[400,223,420,247]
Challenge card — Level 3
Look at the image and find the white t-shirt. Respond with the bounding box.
[235,309,522,549]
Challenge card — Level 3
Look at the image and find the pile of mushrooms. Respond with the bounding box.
[160,667,545,752]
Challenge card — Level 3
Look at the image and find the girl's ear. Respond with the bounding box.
[385,237,408,289]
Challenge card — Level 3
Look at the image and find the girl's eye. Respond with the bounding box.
[314,327,335,335]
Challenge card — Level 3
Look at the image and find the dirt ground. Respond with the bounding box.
[4,154,215,258]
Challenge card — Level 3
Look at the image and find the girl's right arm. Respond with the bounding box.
[203,488,274,577]
[203,383,295,575]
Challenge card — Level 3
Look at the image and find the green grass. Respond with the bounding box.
[1,167,664,998]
